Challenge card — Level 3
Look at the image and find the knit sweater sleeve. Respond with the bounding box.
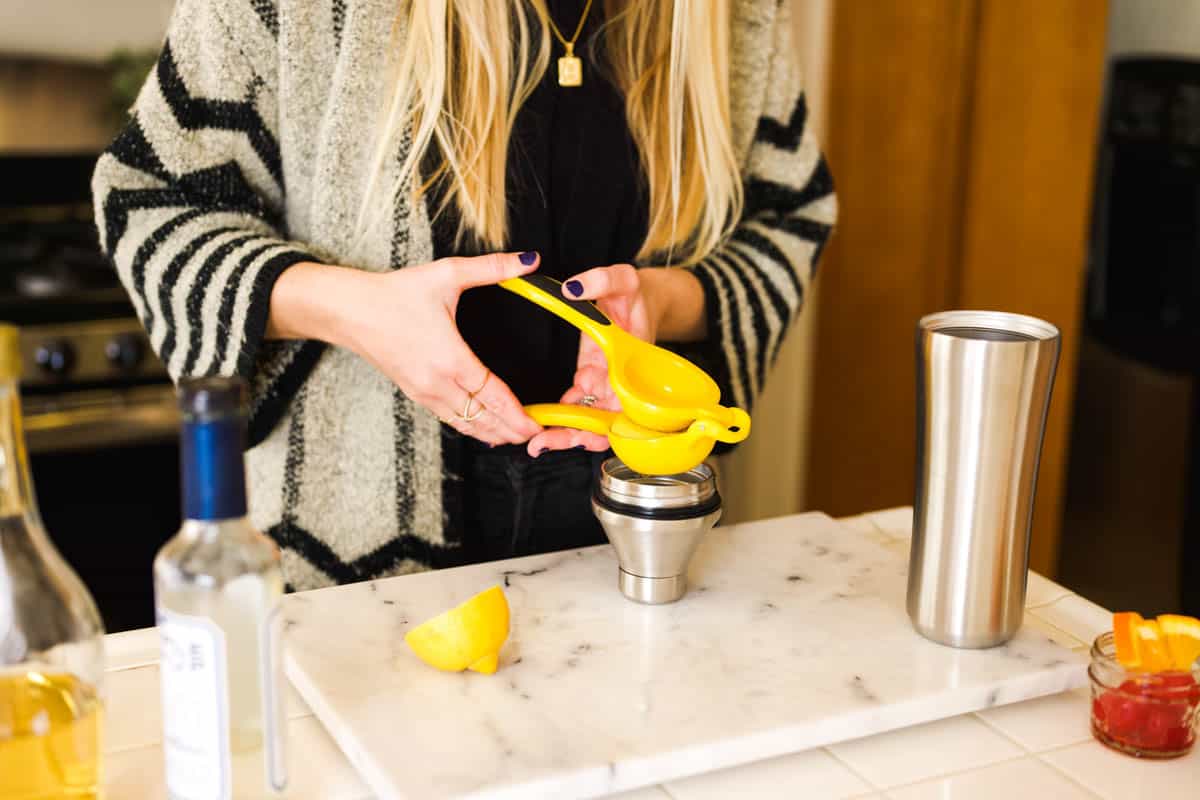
[675,2,836,414]
[91,0,319,416]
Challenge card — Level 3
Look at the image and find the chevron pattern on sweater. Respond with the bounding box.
[754,92,809,151]
[156,45,283,184]
[268,518,464,586]
[332,0,347,51]
[249,0,280,38]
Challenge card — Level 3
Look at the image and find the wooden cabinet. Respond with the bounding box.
[0,61,116,152]
[806,0,1109,576]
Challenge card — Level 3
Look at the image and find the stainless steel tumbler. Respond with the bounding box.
[908,310,1061,648]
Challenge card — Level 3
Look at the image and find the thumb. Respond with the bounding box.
[451,251,539,291]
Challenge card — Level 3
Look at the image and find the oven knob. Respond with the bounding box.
[105,333,145,371]
[34,340,75,376]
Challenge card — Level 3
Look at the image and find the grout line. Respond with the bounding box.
[104,649,159,668]
[850,513,898,542]
[1026,597,1064,611]
[972,706,1094,753]
[1034,750,1106,799]
[971,710,1036,754]
[1026,597,1069,614]
[822,746,885,792]
[104,662,159,676]
[1033,740,1091,758]
[104,739,161,758]
[970,687,1097,754]
[104,710,318,757]
[1023,578,1075,610]
[860,753,1030,795]
[1024,608,1089,649]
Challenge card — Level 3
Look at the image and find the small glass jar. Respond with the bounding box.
[1089,632,1200,758]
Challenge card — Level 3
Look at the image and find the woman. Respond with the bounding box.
[93,0,834,590]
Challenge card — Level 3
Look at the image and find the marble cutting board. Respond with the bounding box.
[284,512,1087,799]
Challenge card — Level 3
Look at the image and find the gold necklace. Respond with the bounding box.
[546,0,596,87]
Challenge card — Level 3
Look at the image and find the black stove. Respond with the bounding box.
[0,155,168,400]
[0,212,132,322]
[0,207,165,400]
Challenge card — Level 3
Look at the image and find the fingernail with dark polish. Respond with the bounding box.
[565,279,584,297]
[519,251,538,266]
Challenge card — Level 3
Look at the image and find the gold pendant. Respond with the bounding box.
[557,43,582,87]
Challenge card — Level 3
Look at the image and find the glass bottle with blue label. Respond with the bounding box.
[155,377,287,799]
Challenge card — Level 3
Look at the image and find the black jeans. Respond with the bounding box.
[462,441,608,563]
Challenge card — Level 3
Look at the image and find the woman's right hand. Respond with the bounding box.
[267,252,543,446]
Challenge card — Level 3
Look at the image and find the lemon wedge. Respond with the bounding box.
[404,586,510,674]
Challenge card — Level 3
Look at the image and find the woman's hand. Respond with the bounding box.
[526,264,658,455]
[268,253,544,446]
[526,264,708,457]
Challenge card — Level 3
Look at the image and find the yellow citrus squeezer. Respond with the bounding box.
[523,403,748,476]
[500,275,751,437]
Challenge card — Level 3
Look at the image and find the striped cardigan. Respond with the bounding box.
[92,0,836,591]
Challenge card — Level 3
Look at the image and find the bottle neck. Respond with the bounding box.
[0,379,37,518]
[181,414,248,522]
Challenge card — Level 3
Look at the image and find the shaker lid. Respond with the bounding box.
[597,457,718,511]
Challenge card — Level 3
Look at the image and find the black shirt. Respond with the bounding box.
[431,1,648,403]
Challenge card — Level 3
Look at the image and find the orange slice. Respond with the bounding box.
[1112,611,1144,668]
[1134,619,1174,673]
[1157,614,1200,671]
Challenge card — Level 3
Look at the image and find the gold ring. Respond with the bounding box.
[580,394,598,407]
[467,370,491,397]
[458,394,485,422]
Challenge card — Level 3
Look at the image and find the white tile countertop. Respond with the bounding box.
[100,509,1198,799]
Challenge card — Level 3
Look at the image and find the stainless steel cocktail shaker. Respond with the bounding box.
[592,458,722,604]
[907,311,1061,648]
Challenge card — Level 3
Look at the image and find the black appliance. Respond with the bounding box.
[1060,58,1200,616]
[0,153,179,633]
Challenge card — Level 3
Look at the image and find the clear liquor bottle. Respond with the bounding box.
[0,323,106,799]
[154,377,287,799]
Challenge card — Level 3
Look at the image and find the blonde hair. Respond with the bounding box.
[356,0,741,267]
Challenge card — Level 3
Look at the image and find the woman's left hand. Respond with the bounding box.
[526,264,659,456]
